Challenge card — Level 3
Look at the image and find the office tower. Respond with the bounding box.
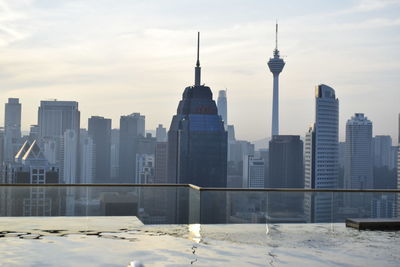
[154,141,168,183]
[344,113,373,189]
[88,116,111,183]
[217,90,227,128]
[267,23,285,137]
[371,195,395,218]
[304,84,339,222]
[61,129,78,184]
[38,100,80,183]
[110,129,119,178]
[243,155,265,188]
[38,100,80,138]
[373,135,392,168]
[167,32,227,187]
[156,124,167,142]
[397,113,400,216]
[119,113,145,182]
[79,129,95,184]
[227,125,235,143]
[268,135,304,188]
[4,98,21,163]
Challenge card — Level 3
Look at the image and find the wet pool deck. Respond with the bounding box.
[0,217,399,266]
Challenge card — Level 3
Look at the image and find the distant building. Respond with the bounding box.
[61,129,78,184]
[304,84,339,223]
[154,142,168,184]
[268,135,303,188]
[156,124,167,142]
[135,154,154,184]
[79,129,95,184]
[119,113,145,182]
[167,33,227,187]
[4,98,21,163]
[88,116,111,183]
[38,100,80,183]
[110,129,119,178]
[7,140,59,184]
[344,113,373,189]
[243,155,265,188]
[373,135,392,169]
[217,90,227,128]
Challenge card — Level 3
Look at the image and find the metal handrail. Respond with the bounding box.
[0,183,399,193]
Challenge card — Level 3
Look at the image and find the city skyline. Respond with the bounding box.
[0,0,399,142]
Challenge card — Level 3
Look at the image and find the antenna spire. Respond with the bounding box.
[196,32,200,67]
[195,32,201,86]
[275,21,278,50]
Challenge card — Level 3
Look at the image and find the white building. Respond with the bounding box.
[61,129,78,184]
[79,130,95,184]
[243,154,265,188]
[344,113,373,189]
[304,84,339,222]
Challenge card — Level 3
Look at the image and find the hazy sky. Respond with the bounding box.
[0,0,399,142]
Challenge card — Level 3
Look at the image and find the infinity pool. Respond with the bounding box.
[0,217,399,266]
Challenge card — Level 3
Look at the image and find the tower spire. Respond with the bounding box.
[195,32,201,86]
[275,22,278,51]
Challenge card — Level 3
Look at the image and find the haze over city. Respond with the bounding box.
[0,0,399,141]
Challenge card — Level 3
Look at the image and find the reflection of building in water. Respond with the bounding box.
[4,140,63,216]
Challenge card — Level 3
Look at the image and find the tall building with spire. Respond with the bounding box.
[167,32,227,187]
[267,23,285,137]
[217,90,227,128]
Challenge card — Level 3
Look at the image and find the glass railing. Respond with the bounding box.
[0,184,398,224]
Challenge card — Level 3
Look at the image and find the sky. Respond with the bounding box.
[0,0,399,143]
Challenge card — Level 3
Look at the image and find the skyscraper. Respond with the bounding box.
[110,129,120,178]
[167,32,227,187]
[243,155,265,188]
[38,100,80,139]
[268,135,304,188]
[119,113,145,183]
[217,90,227,128]
[304,84,339,222]
[344,113,373,189]
[156,124,167,142]
[4,98,21,163]
[88,116,112,183]
[79,129,95,184]
[373,135,392,168]
[38,100,80,183]
[267,23,285,137]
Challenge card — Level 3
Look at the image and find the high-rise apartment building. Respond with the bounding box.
[304,84,339,222]
[4,98,21,163]
[344,113,373,189]
[119,113,145,182]
[167,33,227,187]
[88,116,111,183]
[217,90,227,128]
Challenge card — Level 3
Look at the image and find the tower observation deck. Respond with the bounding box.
[267,23,285,137]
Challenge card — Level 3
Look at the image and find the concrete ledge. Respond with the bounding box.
[346,218,400,230]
